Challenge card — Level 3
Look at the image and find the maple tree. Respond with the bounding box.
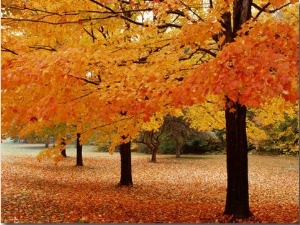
[1,0,298,220]
[171,0,298,218]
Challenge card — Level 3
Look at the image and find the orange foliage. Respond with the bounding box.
[175,19,298,108]
[1,1,298,147]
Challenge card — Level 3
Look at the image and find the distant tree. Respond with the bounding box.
[162,115,199,158]
[136,130,162,162]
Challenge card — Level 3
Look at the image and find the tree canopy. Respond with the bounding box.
[2,0,297,146]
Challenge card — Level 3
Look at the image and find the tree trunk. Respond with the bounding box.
[119,141,133,186]
[224,97,251,218]
[60,137,67,157]
[151,148,157,163]
[76,133,83,166]
[175,146,181,158]
[174,138,181,158]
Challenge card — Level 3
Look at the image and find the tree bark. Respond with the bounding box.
[233,0,252,34]
[224,97,251,218]
[151,147,158,163]
[174,137,181,158]
[119,141,133,186]
[76,133,83,166]
[60,137,67,157]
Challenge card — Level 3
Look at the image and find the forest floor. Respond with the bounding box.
[1,143,299,223]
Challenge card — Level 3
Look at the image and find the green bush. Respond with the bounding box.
[182,138,224,154]
[159,138,176,154]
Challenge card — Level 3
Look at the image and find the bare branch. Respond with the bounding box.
[70,91,94,101]
[67,74,100,86]
[83,27,97,42]
[1,47,18,55]
[90,0,145,26]
[29,44,57,51]
[157,23,182,29]
[192,43,217,58]
[252,1,291,20]
[252,2,271,20]
[179,0,204,22]
[2,16,117,25]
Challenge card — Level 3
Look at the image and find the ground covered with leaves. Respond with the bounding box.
[1,143,299,223]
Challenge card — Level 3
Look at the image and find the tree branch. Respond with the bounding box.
[29,44,57,51]
[67,74,100,85]
[192,44,217,58]
[2,16,117,25]
[70,91,94,102]
[90,0,145,26]
[179,0,204,22]
[83,27,97,42]
[157,23,182,29]
[252,2,271,20]
[1,47,18,55]
[252,1,291,20]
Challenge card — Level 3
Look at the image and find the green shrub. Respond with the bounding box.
[159,138,176,154]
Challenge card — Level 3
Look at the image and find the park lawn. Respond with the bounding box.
[1,146,299,223]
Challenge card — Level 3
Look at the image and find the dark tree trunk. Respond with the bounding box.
[76,133,83,166]
[151,148,158,163]
[60,137,67,157]
[174,138,181,158]
[224,97,251,218]
[119,141,133,186]
[175,146,181,158]
[232,0,252,34]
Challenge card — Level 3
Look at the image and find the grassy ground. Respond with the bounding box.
[1,143,299,223]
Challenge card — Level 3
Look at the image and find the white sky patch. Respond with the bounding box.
[136,11,154,23]
[86,71,93,78]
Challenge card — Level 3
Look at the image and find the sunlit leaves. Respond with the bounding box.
[246,119,268,148]
[177,18,298,109]
[36,147,64,165]
[253,96,298,127]
[183,96,225,131]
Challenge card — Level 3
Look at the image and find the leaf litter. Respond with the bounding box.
[1,150,298,223]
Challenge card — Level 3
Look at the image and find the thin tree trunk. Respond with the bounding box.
[76,133,83,166]
[174,138,181,158]
[119,141,133,186]
[224,97,251,218]
[60,137,67,157]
